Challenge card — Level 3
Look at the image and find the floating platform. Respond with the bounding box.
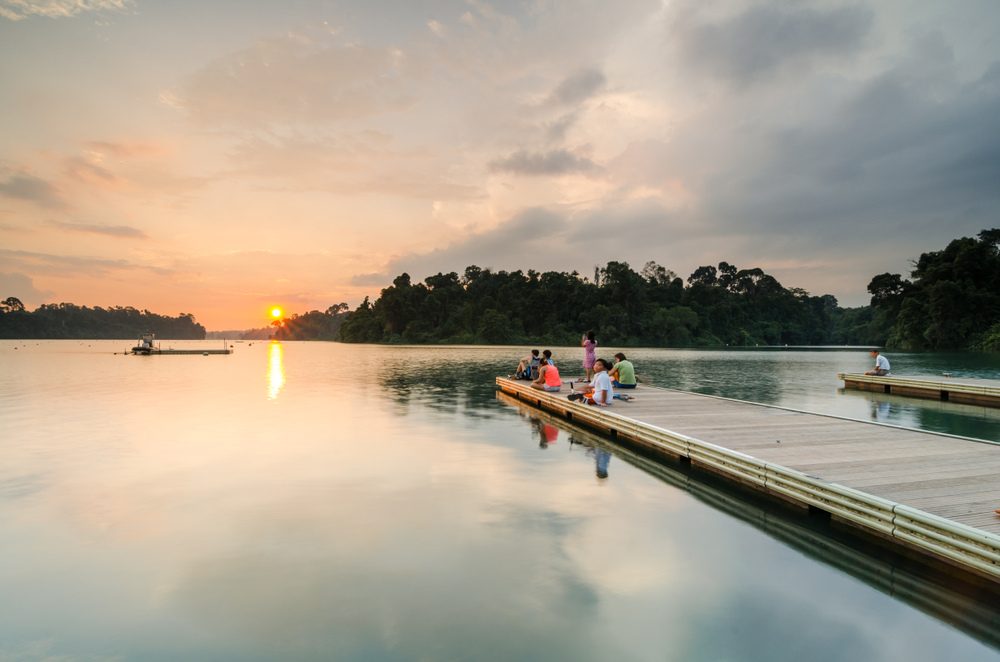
[839,373,1000,408]
[496,377,1000,583]
[132,348,233,355]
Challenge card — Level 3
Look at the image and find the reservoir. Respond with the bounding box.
[2,340,1000,660]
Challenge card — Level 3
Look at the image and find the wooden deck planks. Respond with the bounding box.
[512,378,1000,539]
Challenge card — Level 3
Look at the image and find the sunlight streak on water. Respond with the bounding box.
[268,341,284,399]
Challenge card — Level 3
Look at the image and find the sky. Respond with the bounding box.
[1,0,998,330]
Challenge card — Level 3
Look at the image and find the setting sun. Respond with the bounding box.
[270,308,282,318]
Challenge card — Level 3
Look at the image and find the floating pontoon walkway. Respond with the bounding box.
[132,348,233,355]
[496,377,1000,582]
[840,373,1000,408]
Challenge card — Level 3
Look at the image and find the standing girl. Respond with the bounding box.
[582,330,597,380]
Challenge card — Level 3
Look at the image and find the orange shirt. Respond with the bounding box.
[543,364,562,387]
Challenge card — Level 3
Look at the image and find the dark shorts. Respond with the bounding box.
[612,381,636,388]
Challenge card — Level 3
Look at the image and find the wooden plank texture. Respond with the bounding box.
[499,377,1000,541]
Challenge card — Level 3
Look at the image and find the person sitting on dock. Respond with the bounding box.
[529,358,562,392]
[865,350,891,376]
[608,353,636,389]
[568,358,614,406]
[515,350,540,380]
[542,349,555,367]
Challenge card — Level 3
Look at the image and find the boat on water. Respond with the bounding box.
[131,332,232,355]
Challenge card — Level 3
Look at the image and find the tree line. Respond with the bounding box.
[867,229,1000,350]
[0,299,206,340]
[332,229,999,349]
[336,261,872,347]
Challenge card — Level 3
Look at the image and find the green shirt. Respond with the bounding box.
[613,360,635,385]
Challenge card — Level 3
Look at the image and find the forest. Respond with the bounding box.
[0,299,206,340]
[336,261,878,347]
[334,228,999,349]
[868,229,1000,350]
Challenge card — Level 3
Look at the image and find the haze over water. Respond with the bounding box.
[2,340,1000,660]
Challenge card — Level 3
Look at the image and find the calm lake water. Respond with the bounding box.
[3,340,1000,661]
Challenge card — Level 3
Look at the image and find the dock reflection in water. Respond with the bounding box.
[499,391,1000,654]
[839,387,1000,440]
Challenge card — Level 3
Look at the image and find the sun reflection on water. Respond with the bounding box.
[268,342,285,399]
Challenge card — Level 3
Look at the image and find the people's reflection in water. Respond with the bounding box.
[530,419,560,449]
[588,447,611,480]
[540,424,559,449]
[268,342,285,399]
[871,399,890,421]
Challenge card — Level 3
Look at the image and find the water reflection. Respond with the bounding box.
[871,399,891,421]
[268,342,285,399]
[589,448,611,480]
[500,393,1000,655]
[5,342,1000,661]
[838,387,1000,441]
[533,421,560,449]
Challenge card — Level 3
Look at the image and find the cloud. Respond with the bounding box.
[346,201,712,290]
[164,36,419,128]
[0,0,131,21]
[226,133,483,201]
[0,249,177,277]
[543,113,578,143]
[547,68,606,105]
[49,221,148,239]
[673,3,874,85]
[349,272,392,287]
[62,155,124,186]
[489,149,601,176]
[351,207,568,287]
[83,141,166,158]
[0,271,54,304]
[0,172,65,209]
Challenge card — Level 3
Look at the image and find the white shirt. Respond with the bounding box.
[591,371,614,405]
[875,354,890,371]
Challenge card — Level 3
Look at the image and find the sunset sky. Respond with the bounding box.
[1,0,998,330]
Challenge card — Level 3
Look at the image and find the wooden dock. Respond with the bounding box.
[496,377,1000,583]
[840,373,1000,408]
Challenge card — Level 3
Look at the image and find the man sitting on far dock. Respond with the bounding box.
[568,358,614,406]
[865,350,891,376]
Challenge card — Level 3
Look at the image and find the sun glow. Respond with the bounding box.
[270,307,282,318]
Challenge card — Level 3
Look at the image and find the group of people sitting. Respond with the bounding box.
[567,354,636,406]
[511,348,638,407]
